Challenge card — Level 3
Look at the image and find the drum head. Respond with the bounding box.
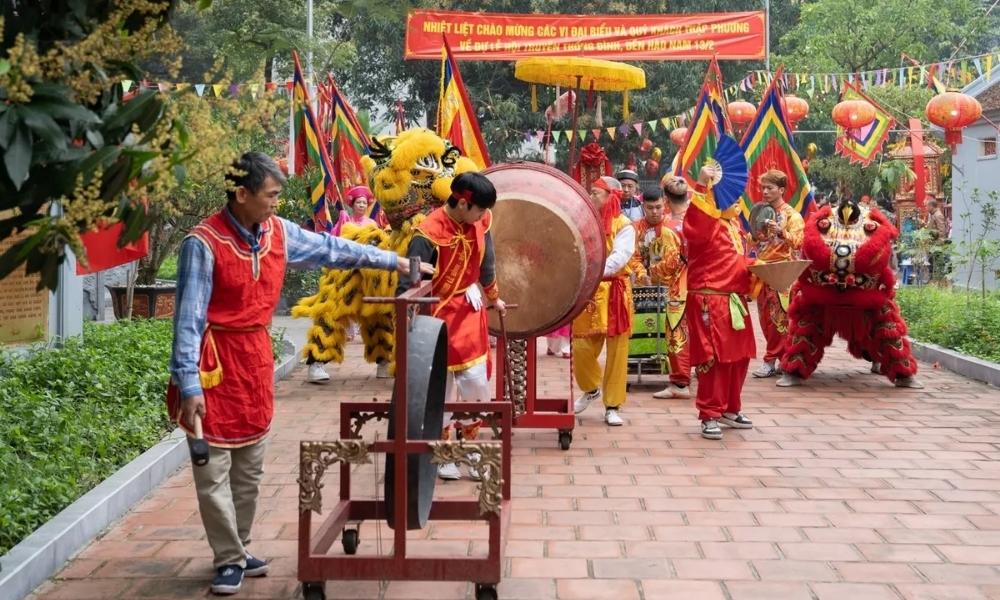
[489,195,585,335]
[484,163,605,338]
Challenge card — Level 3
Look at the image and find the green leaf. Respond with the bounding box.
[102,92,163,138]
[29,99,101,125]
[0,59,10,76]
[0,109,17,150]
[20,106,67,150]
[4,125,32,190]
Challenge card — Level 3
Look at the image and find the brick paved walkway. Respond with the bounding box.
[28,324,1000,600]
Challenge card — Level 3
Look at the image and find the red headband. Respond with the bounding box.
[591,178,614,193]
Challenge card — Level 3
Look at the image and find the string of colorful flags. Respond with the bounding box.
[121,49,999,144]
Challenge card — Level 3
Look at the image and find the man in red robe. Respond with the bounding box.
[680,166,756,440]
[400,172,506,480]
[169,152,430,595]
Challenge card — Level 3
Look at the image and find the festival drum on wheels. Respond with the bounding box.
[483,162,605,451]
[484,162,606,337]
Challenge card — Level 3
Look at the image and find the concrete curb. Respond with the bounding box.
[909,337,1000,388]
[0,349,299,600]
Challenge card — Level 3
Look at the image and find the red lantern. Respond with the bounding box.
[727,100,756,127]
[669,127,688,147]
[783,95,810,127]
[925,91,982,146]
[832,99,876,131]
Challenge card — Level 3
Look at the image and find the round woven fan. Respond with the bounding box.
[707,135,749,210]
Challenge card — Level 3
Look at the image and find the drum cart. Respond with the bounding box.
[297,277,512,600]
[493,334,576,450]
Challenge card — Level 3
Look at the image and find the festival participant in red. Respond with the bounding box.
[680,166,756,440]
[750,169,804,378]
[630,184,690,399]
[573,176,635,427]
[400,172,507,480]
[169,152,430,596]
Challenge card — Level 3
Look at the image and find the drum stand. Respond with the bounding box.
[297,279,512,600]
[494,335,576,451]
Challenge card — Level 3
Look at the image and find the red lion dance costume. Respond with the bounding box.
[778,199,922,388]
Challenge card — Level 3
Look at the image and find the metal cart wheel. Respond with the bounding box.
[475,583,499,600]
[558,430,572,451]
[341,527,360,555]
[302,581,326,600]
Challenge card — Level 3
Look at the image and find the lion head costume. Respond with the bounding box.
[293,129,478,369]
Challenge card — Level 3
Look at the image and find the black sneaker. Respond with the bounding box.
[720,412,753,429]
[701,419,723,440]
[244,553,269,577]
[211,564,244,595]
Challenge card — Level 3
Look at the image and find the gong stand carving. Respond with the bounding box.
[298,440,372,514]
[429,440,504,516]
[346,410,386,438]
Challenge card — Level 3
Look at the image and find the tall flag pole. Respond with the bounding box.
[738,68,814,221]
[292,50,338,232]
[394,99,406,135]
[327,75,387,226]
[437,35,491,169]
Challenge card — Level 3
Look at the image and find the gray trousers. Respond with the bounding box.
[191,438,268,568]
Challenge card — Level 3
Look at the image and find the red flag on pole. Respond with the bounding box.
[76,222,149,275]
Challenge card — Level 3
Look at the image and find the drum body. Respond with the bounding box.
[484,162,606,338]
[629,286,668,358]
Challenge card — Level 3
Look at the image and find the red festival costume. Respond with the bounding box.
[168,211,286,447]
[414,206,498,372]
[779,204,918,383]
[684,185,756,420]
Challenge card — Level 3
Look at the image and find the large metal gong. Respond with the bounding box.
[384,315,448,530]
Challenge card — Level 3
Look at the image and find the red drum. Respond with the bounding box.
[484,162,606,338]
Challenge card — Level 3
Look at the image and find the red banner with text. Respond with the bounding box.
[405,10,766,61]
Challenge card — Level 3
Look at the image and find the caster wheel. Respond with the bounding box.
[558,431,572,451]
[475,583,498,600]
[302,581,326,600]
[342,528,359,555]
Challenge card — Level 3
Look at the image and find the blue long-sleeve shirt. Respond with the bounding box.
[169,209,398,400]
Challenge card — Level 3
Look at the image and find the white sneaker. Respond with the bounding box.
[605,408,624,426]
[776,373,803,387]
[437,463,461,480]
[306,362,330,383]
[573,390,600,414]
[376,362,391,379]
[652,383,690,399]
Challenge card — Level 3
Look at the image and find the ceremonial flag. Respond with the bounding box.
[675,58,730,186]
[292,50,338,232]
[738,75,813,220]
[76,222,150,275]
[834,81,895,167]
[437,36,491,169]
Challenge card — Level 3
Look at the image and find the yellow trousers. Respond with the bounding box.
[572,333,629,409]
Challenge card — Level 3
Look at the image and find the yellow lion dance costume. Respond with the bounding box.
[292,128,478,370]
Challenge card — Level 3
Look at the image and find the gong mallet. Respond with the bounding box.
[188,414,210,467]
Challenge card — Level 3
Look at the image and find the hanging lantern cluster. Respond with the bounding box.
[669,127,688,147]
[925,91,982,147]
[832,99,876,139]
[782,95,810,130]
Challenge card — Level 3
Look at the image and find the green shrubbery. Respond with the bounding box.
[0,319,286,555]
[897,286,1000,363]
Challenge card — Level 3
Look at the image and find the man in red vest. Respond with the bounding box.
[169,152,431,595]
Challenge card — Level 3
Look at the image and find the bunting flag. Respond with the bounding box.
[738,73,813,221]
[675,58,731,188]
[291,50,338,232]
[833,81,896,167]
[437,36,491,169]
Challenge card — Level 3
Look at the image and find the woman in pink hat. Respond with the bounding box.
[331,185,379,235]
